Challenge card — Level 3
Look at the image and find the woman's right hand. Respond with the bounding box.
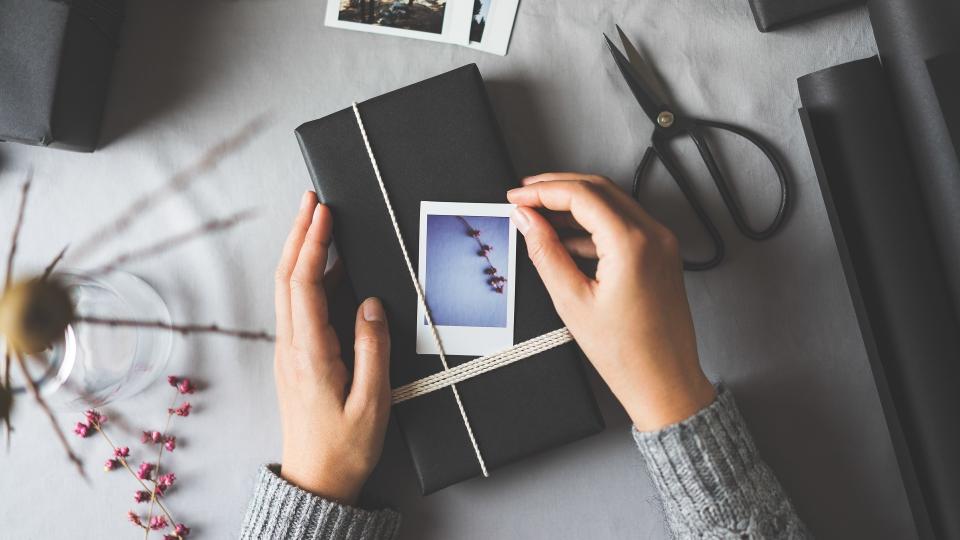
[507,173,716,432]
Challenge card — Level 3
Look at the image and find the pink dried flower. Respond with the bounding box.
[151,431,164,444]
[174,523,191,537]
[141,431,152,443]
[136,462,155,480]
[169,403,192,417]
[167,375,181,387]
[84,409,107,426]
[149,515,168,530]
[133,490,152,503]
[484,266,498,274]
[467,228,481,238]
[104,458,119,471]
[157,472,177,489]
[127,511,142,526]
[164,436,177,452]
[176,378,195,394]
[114,446,130,458]
[73,422,91,438]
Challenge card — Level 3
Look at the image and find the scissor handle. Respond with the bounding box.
[633,145,725,271]
[633,115,791,270]
[686,119,790,240]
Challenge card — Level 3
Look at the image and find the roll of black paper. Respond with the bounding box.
[867,0,960,323]
[798,56,960,540]
[747,0,862,32]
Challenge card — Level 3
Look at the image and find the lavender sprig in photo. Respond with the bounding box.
[456,216,507,294]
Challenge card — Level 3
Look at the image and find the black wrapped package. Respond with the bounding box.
[798,56,960,540]
[295,64,604,494]
[0,0,124,151]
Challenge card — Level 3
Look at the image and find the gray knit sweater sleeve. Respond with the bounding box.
[242,387,807,539]
[633,385,810,539]
[240,465,401,539]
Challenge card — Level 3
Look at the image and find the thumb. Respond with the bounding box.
[347,297,392,415]
[510,207,591,314]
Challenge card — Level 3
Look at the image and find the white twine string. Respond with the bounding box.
[352,102,489,477]
[351,101,575,479]
[391,327,573,403]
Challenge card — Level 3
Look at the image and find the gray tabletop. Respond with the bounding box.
[0,1,917,538]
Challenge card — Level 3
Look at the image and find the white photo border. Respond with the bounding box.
[467,0,520,56]
[324,0,472,45]
[416,201,517,357]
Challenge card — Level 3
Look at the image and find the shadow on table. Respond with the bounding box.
[98,2,222,147]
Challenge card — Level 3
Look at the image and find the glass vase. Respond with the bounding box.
[20,271,173,409]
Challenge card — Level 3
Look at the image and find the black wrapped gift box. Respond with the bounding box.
[295,64,605,494]
[0,0,124,152]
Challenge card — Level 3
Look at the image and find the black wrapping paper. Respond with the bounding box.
[0,0,124,151]
[798,57,960,540]
[867,0,960,322]
[295,64,604,494]
[747,0,862,32]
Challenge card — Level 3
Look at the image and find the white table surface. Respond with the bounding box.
[0,1,917,538]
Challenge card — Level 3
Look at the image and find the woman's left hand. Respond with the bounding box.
[272,190,393,505]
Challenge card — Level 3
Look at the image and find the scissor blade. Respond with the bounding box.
[615,25,672,110]
[603,33,663,124]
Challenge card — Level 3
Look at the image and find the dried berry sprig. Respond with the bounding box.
[142,377,195,538]
[75,316,275,342]
[66,115,268,266]
[456,216,508,294]
[77,379,195,539]
[85,208,257,277]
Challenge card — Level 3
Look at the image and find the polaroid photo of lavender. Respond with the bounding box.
[467,0,520,56]
[416,201,517,356]
[325,0,473,45]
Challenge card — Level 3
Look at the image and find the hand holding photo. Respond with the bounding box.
[416,201,517,356]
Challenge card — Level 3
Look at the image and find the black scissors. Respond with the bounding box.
[604,26,790,271]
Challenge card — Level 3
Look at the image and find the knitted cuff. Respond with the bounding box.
[633,385,808,538]
[240,465,401,540]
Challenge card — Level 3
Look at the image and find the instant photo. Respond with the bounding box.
[325,0,473,45]
[467,0,519,56]
[416,201,517,356]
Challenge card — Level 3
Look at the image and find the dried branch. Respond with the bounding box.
[93,423,178,527]
[40,244,70,282]
[1,345,11,449]
[67,115,269,265]
[13,351,86,478]
[85,209,257,277]
[144,389,182,538]
[75,316,275,342]
[4,169,33,294]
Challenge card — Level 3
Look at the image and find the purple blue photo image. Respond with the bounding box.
[424,214,510,328]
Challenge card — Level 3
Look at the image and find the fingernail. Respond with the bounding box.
[363,298,384,322]
[312,203,322,222]
[510,207,531,235]
[300,191,314,210]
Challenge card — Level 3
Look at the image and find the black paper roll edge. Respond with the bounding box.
[798,56,960,540]
[746,0,862,32]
